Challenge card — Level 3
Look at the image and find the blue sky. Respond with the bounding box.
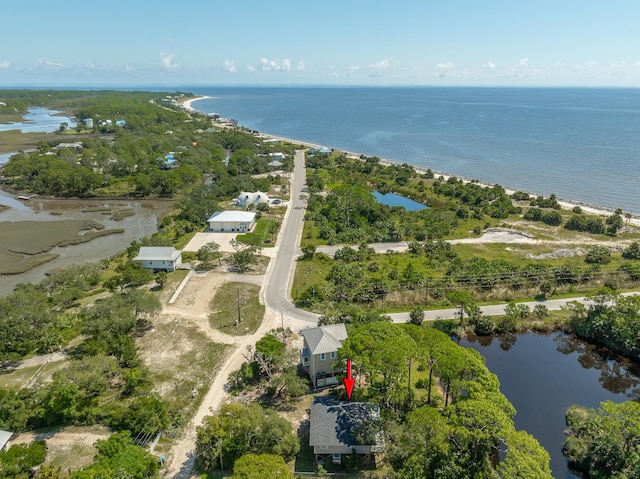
[1,0,639,87]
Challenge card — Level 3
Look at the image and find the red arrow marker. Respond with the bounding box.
[344,359,354,400]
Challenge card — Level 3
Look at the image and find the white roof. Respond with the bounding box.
[208,211,257,223]
[0,429,13,451]
[133,246,181,262]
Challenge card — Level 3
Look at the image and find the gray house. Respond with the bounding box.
[133,246,182,272]
[309,396,385,465]
[301,324,348,389]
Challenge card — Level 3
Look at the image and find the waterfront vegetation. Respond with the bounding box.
[297,150,640,323]
[564,400,640,479]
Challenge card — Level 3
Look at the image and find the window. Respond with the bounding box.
[330,351,336,359]
[320,353,326,361]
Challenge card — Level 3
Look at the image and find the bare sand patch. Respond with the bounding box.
[9,425,111,471]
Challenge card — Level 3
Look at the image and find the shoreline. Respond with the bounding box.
[180,95,211,113]
[186,101,639,227]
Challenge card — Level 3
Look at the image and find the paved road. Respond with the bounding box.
[262,150,320,324]
[388,293,638,323]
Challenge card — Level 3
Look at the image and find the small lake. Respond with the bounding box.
[0,107,76,133]
[372,191,428,211]
[459,332,640,479]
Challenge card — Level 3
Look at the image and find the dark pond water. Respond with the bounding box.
[372,190,428,211]
[459,332,640,479]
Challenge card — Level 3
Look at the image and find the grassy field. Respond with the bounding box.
[208,282,264,335]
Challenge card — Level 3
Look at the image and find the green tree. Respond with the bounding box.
[155,270,167,287]
[498,430,553,478]
[0,440,47,477]
[231,453,293,479]
[409,306,425,325]
[196,403,299,472]
[197,241,221,266]
[623,242,640,260]
[585,245,611,264]
[564,401,640,479]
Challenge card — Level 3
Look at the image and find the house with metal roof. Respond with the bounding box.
[207,211,257,233]
[309,396,385,465]
[133,246,182,272]
[301,323,348,389]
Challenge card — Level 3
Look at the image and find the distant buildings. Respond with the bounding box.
[133,246,182,272]
[207,211,257,233]
[234,191,270,208]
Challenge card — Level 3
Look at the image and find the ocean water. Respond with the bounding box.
[190,87,640,213]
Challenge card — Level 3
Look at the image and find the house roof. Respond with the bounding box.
[0,429,13,451]
[133,246,181,262]
[301,323,348,355]
[207,211,257,223]
[309,396,384,451]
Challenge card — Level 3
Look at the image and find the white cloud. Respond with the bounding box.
[0,60,12,70]
[368,58,392,77]
[483,61,496,69]
[246,65,256,72]
[519,57,529,68]
[259,57,291,72]
[349,65,361,73]
[435,61,455,70]
[124,65,134,72]
[86,61,96,70]
[160,51,179,72]
[297,60,306,72]
[634,61,640,67]
[30,59,64,71]
[224,59,237,73]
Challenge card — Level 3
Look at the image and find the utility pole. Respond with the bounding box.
[236,287,241,325]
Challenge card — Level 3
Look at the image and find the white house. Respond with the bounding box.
[133,246,182,272]
[207,211,257,233]
[234,191,270,208]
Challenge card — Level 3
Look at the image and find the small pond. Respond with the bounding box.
[459,332,640,479]
[0,107,76,133]
[372,190,428,211]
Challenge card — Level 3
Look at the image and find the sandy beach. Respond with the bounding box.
[180,95,211,112]
[186,98,640,227]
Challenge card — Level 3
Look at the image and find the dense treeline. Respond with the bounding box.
[564,400,640,479]
[1,90,293,197]
[565,288,640,360]
[338,323,552,478]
